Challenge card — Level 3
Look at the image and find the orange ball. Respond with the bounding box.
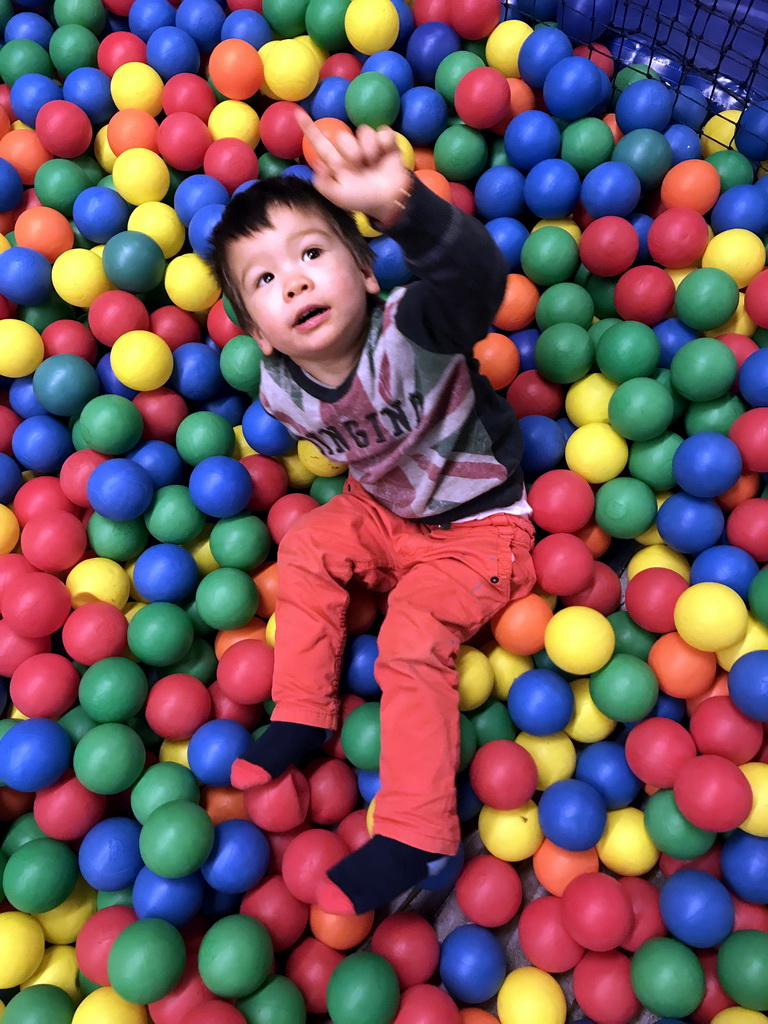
[0,128,52,184]
[602,112,623,143]
[309,905,374,950]
[414,167,451,200]
[493,274,540,331]
[208,39,263,100]
[473,331,521,390]
[202,785,248,825]
[533,838,600,896]
[107,108,159,155]
[660,159,721,214]
[214,617,267,659]
[14,205,74,262]
[716,470,760,511]
[459,1011,499,1024]
[573,518,612,558]
[302,117,354,171]
[648,630,718,699]
[252,561,279,619]
[346,581,378,635]
[491,592,552,656]
[0,105,9,139]
[686,667,730,716]
[412,146,436,170]
[506,77,536,118]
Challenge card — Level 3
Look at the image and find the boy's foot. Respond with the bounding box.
[316,835,446,915]
[230,721,330,790]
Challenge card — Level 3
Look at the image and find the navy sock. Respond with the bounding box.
[241,721,330,778]
[324,836,441,913]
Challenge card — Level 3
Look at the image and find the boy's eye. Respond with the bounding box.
[257,272,273,286]
[303,247,322,260]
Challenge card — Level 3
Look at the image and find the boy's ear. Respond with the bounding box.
[253,332,274,357]
[363,265,380,295]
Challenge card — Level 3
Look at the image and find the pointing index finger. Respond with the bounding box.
[294,109,343,168]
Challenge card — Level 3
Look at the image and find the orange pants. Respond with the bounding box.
[270,478,536,855]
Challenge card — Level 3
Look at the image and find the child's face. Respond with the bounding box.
[228,204,380,369]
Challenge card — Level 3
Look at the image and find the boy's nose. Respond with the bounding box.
[285,277,310,299]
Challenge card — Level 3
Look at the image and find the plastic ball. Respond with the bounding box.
[469,739,537,811]
[543,55,610,121]
[107,918,186,1004]
[659,868,734,948]
[544,606,615,676]
[0,912,46,988]
[78,818,142,892]
[507,668,575,736]
[538,778,607,851]
[454,854,523,929]
[0,718,71,792]
[440,924,506,1004]
[580,161,642,218]
[517,894,584,973]
[326,952,400,1024]
[478,800,542,861]
[496,965,566,1024]
[73,723,145,795]
[673,753,753,833]
[630,937,705,1019]
[673,581,748,653]
[561,871,634,951]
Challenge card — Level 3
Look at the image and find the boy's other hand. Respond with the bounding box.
[296,108,412,228]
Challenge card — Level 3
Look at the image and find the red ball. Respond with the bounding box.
[468,740,537,810]
[0,405,21,455]
[531,532,595,597]
[613,265,675,324]
[259,101,305,160]
[573,41,614,77]
[561,559,622,614]
[506,369,563,418]
[2,571,70,638]
[393,985,460,1024]
[204,137,259,193]
[318,53,362,81]
[59,449,110,507]
[42,319,97,361]
[241,874,309,951]
[266,493,319,544]
[454,853,523,928]
[528,469,595,533]
[181,1003,246,1024]
[20,510,87,572]
[241,454,289,512]
[624,716,697,788]
[572,949,640,1024]
[729,408,768,473]
[35,99,92,157]
[745,267,768,328]
[280,828,348,904]
[517,895,585,973]
[305,757,359,826]
[659,844,722,879]
[163,73,217,120]
[75,905,138,985]
[733,895,768,932]
[719,332,758,376]
[216,639,274,705]
[579,217,639,277]
[207,300,240,348]
[690,694,763,764]
[156,111,212,171]
[265,821,310,875]
[726,497,768,561]
[285,937,344,1015]
[132,387,189,444]
[448,181,475,216]
[371,911,440,989]
[413,0,450,25]
[10,652,79,718]
[618,877,666,952]
[691,949,735,1024]
[561,873,634,952]
[0,620,50,675]
[144,673,212,740]
[624,566,689,633]
[450,0,500,38]
[323,693,365,760]
[88,290,150,347]
[207,680,261,729]
[13,476,77,526]
[244,766,311,834]
[647,207,710,268]
[0,553,38,604]
[33,770,106,841]
[674,753,753,832]
[454,67,510,130]
[335,808,371,853]
[97,31,146,75]
[61,601,128,665]
[150,305,201,349]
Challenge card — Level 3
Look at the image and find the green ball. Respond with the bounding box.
[340,701,381,770]
[684,393,745,435]
[631,937,705,1018]
[458,712,478,772]
[108,918,186,1004]
[176,411,235,465]
[0,0,11,34]
[489,136,510,167]
[584,273,618,319]
[20,295,75,333]
[257,152,290,178]
[435,50,484,104]
[535,282,595,330]
[262,0,309,35]
[612,64,661,100]
[102,230,166,294]
[594,476,657,539]
[2,985,75,1024]
[0,814,44,858]
[140,799,215,878]
[643,788,716,858]
[669,336,737,401]
[209,513,271,571]
[145,484,205,543]
[78,657,149,723]
[220,334,262,394]
[310,474,346,504]
[79,969,101,995]
[198,915,273,998]
[97,887,133,910]
[651,367,687,418]
[54,0,106,31]
[749,567,768,627]
[127,602,195,666]
[467,698,517,745]
[195,567,258,630]
[165,635,218,684]
[611,128,673,191]
[131,762,201,824]
[34,158,89,218]
[706,149,755,192]
[675,268,740,331]
[589,653,659,722]
[0,38,54,85]
[433,124,488,182]
[58,705,96,746]
[3,837,78,913]
[184,597,217,637]
[595,321,660,382]
[608,376,674,441]
[49,24,99,77]
[87,512,148,561]
[78,395,143,455]
[237,974,306,1024]
[305,0,349,50]
[73,722,146,794]
[588,316,620,346]
[560,117,615,175]
[608,610,657,660]
[345,71,400,128]
[521,227,579,286]
[534,323,594,383]
[326,952,400,1024]
[717,929,768,1010]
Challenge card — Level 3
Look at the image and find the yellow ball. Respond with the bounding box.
[262,39,319,101]
[456,644,494,712]
[353,211,382,238]
[265,611,276,646]
[674,581,748,652]
[667,264,697,288]
[159,738,191,767]
[703,229,765,289]
[112,148,170,205]
[94,124,116,172]
[165,253,221,313]
[277,449,315,489]
[128,202,185,259]
[740,762,768,837]
[73,987,149,1024]
[544,606,615,676]
[565,422,628,483]
[701,109,742,156]
[0,319,43,378]
[717,613,768,671]
[596,807,659,875]
[66,557,130,609]
[208,100,260,146]
[0,503,19,554]
[185,527,220,576]
[635,492,669,546]
[111,330,173,391]
[627,542,691,581]
[297,439,346,477]
[21,943,80,1001]
[33,876,96,944]
[704,292,757,339]
[497,967,566,1024]
[482,644,533,701]
[712,1010,768,1024]
[52,249,112,308]
[233,424,257,459]
[485,19,533,77]
[110,61,163,115]
[394,131,415,170]
[295,34,327,70]
[516,732,576,790]
[366,794,376,833]
[564,373,618,426]
[0,912,45,987]
[533,218,582,242]
[478,800,543,861]
[123,601,147,623]
[565,677,615,743]
[344,0,399,54]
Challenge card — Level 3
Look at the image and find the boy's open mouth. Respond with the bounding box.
[294,305,328,326]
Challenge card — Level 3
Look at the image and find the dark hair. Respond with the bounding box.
[209,175,373,335]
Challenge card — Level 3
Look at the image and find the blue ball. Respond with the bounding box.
[523,158,581,219]
[9,376,46,418]
[62,67,116,125]
[711,184,768,236]
[310,76,350,122]
[188,455,252,518]
[220,9,271,47]
[0,157,22,213]
[543,55,611,120]
[736,99,768,161]
[397,85,447,146]
[417,843,464,891]
[11,414,74,474]
[357,769,381,803]
[739,348,768,408]
[656,492,725,554]
[174,0,224,53]
[242,400,294,457]
[511,328,539,372]
[517,0,558,17]
[128,0,175,41]
[390,0,414,52]
[280,164,314,182]
[556,415,576,441]
[485,217,528,272]
[132,866,204,926]
[4,12,53,47]
[133,543,199,603]
[362,50,414,94]
[0,247,51,305]
[574,740,642,810]
[519,414,566,476]
[343,634,380,698]
[664,124,702,163]
[201,818,269,893]
[32,354,100,418]
[72,185,131,244]
[659,868,734,948]
[187,719,252,787]
[518,26,574,90]
[128,439,185,489]
[615,78,675,133]
[456,772,482,821]
[504,110,560,171]
[672,432,742,498]
[557,0,615,41]
[188,202,225,260]
[369,234,412,290]
[507,668,574,736]
[581,162,642,218]
[652,693,687,723]
[198,391,247,427]
[174,174,230,227]
[10,72,62,127]
[405,21,460,84]
[653,318,698,368]
[169,342,223,401]
[0,453,23,504]
[79,817,143,891]
[691,544,759,601]
[440,924,506,1004]
[671,83,708,130]
[728,650,768,722]
[145,25,201,78]
[628,211,653,263]
[538,778,608,850]
[474,165,526,221]
[201,886,241,918]
[96,352,137,400]
[0,718,71,792]
[88,459,155,522]
[721,830,768,903]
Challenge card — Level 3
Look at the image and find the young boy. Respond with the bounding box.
[210,112,535,916]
